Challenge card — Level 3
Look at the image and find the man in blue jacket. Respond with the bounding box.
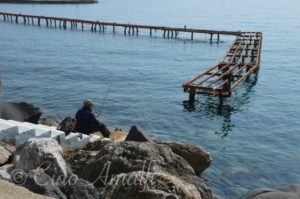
[75,99,110,138]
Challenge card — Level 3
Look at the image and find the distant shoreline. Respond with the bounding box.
[0,0,97,4]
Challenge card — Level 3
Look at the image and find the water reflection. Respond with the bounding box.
[183,76,258,138]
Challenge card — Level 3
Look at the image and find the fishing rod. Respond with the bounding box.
[94,83,112,117]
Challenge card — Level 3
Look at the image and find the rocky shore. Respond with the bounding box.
[0,102,299,199]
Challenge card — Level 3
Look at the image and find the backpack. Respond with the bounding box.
[57,116,76,136]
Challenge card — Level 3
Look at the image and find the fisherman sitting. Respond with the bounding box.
[75,99,110,138]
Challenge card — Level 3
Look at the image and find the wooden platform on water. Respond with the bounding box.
[0,12,263,103]
[183,32,263,103]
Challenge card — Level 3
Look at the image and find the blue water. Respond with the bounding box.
[1,0,300,198]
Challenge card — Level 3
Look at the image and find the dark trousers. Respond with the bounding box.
[96,123,110,138]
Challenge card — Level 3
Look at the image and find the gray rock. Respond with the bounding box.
[65,150,98,175]
[0,164,14,181]
[23,170,96,199]
[60,177,97,199]
[156,141,212,175]
[100,171,201,199]
[125,125,153,142]
[0,146,12,166]
[213,194,230,199]
[0,180,55,199]
[0,102,42,124]
[0,141,16,154]
[0,141,15,166]
[15,138,67,177]
[39,116,61,127]
[23,170,67,199]
[82,139,112,151]
[80,141,212,199]
[240,185,300,199]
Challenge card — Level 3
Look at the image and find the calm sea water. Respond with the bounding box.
[1,0,300,198]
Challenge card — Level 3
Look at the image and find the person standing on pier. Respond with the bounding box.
[75,99,110,138]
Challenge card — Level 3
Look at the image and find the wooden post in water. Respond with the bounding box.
[23,16,26,24]
[15,15,18,23]
[189,88,196,104]
[210,33,213,44]
[38,18,40,26]
[218,92,223,105]
[91,24,93,31]
[191,32,194,40]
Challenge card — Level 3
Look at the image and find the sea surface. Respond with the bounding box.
[0,0,300,198]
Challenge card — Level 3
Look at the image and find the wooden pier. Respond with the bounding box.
[183,32,263,104]
[0,12,262,103]
[0,12,240,40]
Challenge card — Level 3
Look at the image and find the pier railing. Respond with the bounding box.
[0,12,241,40]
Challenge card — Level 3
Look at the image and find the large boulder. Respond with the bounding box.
[0,102,42,124]
[240,184,300,199]
[13,138,97,199]
[0,146,12,166]
[155,141,212,175]
[125,126,153,142]
[0,180,54,199]
[100,171,202,199]
[15,138,67,177]
[80,141,212,199]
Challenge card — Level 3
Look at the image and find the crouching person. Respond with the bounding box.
[75,99,110,138]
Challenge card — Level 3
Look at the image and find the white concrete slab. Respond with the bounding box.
[61,132,90,149]
[0,120,19,143]
[23,122,51,138]
[7,120,36,146]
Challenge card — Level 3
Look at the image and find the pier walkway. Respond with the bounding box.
[0,12,263,103]
[183,32,263,103]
